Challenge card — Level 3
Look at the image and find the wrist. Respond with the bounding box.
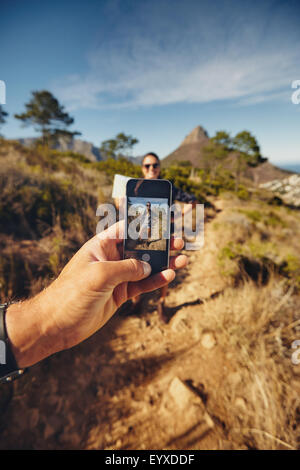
[5,291,60,368]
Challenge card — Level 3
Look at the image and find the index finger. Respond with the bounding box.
[96,220,125,242]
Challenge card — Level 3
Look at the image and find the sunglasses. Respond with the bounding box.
[143,163,159,169]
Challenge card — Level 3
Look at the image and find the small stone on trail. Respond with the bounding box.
[201,332,216,349]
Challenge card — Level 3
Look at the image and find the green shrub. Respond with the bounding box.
[237,185,251,200]
[238,209,262,223]
[0,169,97,239]
[265,211,286,228]
[238,208,286,228]
[94,157,142,181]
[161,166,209,203]
[219,243,239,261]
[281,254,300,290]
[162,164,236,200]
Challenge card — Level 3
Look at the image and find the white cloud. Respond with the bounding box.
[53,0,300,110]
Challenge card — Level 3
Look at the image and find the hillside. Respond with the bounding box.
[18,137,143,164]
[18,137,103,162]
[162,126,292,185]
[0,138,299,450]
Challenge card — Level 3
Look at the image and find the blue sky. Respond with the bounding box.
[1,0,300,164]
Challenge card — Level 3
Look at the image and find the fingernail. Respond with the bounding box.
[141,261,151,276]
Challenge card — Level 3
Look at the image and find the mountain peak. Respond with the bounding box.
[180,126,209,147]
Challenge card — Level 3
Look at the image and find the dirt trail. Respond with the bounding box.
[0,199,238,450]
[84,199,232,450]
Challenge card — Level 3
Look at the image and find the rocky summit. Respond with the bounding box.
[162,125,210,167]
[180,125,209,146]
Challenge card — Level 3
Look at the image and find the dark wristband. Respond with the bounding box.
[0,303,26,384]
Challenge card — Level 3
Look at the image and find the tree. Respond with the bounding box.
[232,130,262,166]
[0,105,8,135]
[176,160,192,167]
[100,132,139,159]
[232,151,248,192]
[15,90,81,145]
[211,130,232,149]
[201,142,228,182]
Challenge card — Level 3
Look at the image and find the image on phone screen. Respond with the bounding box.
[126,197,169,251]
[124,179,172,274]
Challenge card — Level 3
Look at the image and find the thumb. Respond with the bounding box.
[102,258,152,285]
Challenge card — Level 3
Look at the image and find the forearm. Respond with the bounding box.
[2,225,187,371]
[5,290,60,368]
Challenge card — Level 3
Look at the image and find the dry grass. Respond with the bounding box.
[197,278,300,449]
[214,195,300,290]
[0,139,112,300]
[199,195,300,449]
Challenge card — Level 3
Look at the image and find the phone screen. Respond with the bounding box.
[124,179,172,274]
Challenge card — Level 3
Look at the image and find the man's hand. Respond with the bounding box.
[6,221,187,368]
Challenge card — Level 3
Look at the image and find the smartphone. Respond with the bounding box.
[123,178,172,274]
